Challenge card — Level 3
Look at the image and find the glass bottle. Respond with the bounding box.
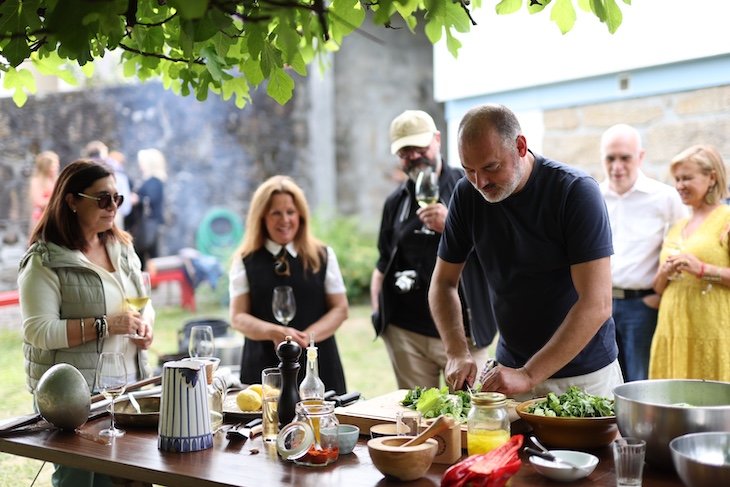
[299,334,325,400]
[467,392,510,455]
[276,399,339,467]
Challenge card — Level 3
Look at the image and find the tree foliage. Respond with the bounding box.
[0,0,630,107]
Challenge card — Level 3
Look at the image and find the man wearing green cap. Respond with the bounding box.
[370,109,496,390]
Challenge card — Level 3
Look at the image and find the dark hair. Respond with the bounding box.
[30,159,130,249]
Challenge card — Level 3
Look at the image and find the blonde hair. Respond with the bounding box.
[234,175,324,272]
[33,151,59,178]
[670,145,728,205]
[137,148,168,181]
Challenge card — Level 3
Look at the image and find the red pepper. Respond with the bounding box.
[441,435,523,487]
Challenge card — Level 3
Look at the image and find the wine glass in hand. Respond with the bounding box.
[415,168,439,234]
[272,285,296,327]
[126,272,151,313]
[96,352,128,438]
[188,325,215,358]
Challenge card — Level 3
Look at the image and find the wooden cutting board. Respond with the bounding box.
[334,389,525,447]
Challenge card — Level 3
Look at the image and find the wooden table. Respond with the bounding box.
[0,415,684,487]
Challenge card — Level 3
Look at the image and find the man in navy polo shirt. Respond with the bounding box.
[430,104,623,400]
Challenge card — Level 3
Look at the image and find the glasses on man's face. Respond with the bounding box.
[273,250,291,277]
[396,145,430,160]
[77,192,124,210]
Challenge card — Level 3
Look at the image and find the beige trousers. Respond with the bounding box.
[381,324,492,390]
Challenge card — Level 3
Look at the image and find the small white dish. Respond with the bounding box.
[529,449,599,482]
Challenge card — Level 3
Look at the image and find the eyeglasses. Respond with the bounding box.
[396,145,430,160]
[77,192,124,210]
[273,250,290,277]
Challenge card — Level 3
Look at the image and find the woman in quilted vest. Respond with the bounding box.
[18,159,154,487]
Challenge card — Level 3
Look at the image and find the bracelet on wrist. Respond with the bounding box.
[698,263,705,279]
[95,315,109,340]
[702,265,722,282]
[80,318,86,344]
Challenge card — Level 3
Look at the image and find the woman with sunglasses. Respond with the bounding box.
[229,175,349,394]
[18,159,154,486]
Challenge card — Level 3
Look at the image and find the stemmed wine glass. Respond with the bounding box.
[272,285,296,327]
[95,352,128,438]
[189,325,215,358]
[123,272,151,338]
[415,167,439,235]
[126,271,151,313]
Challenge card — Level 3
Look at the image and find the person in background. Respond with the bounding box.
[81,140,133,229]
[129,148,167,271]
[18,159,154,486]
[430,103,622,400]
[650,145,730,382]
[371,109,495,390]
[228,175,349,394]
[28,150,60,239]
[599,124,687,382]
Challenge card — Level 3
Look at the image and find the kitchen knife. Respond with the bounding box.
[226,417,263,442]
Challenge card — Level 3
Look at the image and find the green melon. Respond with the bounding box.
[35,363,91,430]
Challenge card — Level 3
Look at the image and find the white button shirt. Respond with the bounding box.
[600,171,688,290]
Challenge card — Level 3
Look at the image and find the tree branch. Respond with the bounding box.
[118,43,205,64]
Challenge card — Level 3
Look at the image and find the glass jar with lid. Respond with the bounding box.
[276,399,339,467]
[467,392,510,455]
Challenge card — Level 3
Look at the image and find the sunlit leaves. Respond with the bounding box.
[551,0,577,34]
[3,67,36,106]
[0,0,627,108]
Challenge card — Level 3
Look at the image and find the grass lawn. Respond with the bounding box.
[0,297,396,486]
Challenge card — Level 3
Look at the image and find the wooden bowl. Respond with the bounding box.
[516,398,617,449]
[369,423,398,438]
[111,396,160,428]
[367,436,438,481]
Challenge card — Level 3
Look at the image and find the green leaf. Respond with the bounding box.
[266,67,295,105]
[2,68,36,107]
[495,0,522,15]
[551,0,577,34]
[31,52,78,85]
[221,76,251,109]
[603,0,624,34]
[330,0,366,44]
[168,0,209,20]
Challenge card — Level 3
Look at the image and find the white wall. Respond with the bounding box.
[434,0,730,102]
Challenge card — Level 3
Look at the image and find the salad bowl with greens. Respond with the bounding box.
[516,386,617,449]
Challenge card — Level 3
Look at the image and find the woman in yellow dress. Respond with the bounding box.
[650,145,730,381]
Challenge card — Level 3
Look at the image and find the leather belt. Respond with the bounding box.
[612,288,654,299]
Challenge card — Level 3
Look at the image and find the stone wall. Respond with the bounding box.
[543,85,730,182]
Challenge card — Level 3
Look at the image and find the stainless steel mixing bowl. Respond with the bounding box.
[613,379,730,469]
[670,432,730,487]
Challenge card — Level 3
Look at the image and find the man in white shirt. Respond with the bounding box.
[599,124,687,381]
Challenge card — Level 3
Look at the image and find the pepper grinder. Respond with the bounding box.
[276,336,301,426]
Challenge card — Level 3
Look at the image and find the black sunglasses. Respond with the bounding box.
[273,250,290,277]
[77,192,124,210]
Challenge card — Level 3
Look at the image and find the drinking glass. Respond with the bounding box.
[96,352,128,438]
[188,325,215,358]
[126,271,151,312]
[612,437,646,487]
[272,286,296,326]
[415,168,439,234]
[123,272,151,338]
[261,367,282,442]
